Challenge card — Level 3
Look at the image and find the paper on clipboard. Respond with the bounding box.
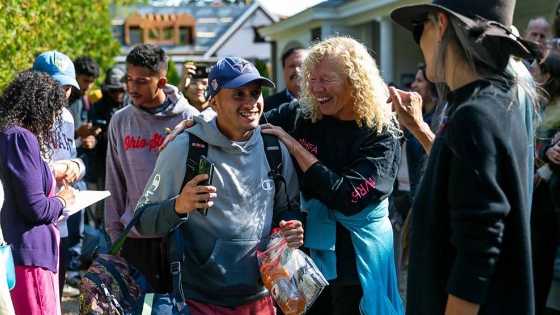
[58,190,111,220]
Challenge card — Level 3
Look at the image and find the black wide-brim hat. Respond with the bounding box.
[390,0,533,59]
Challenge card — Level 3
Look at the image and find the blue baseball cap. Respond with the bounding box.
[32,50,80,90]
[208,57,275,98]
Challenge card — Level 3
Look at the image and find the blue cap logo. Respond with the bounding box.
[232,59,253,73]
[208,57,275,98]
[54,59,69,72]
[32,50,79,90]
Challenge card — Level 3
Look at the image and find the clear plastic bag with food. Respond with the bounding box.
[257,228,328,314]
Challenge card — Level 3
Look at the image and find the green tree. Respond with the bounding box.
[253,58,270,98]
[167,59,180,86]
[0,0,142,90]
[175,0,253,5]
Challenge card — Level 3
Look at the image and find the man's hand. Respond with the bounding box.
[545,141,560,164]
[279,220,304,249]
[552,130,560,145]
[444,294,480,315]
[174,174,217,215]
[54,160,81,184]
[158,119,196,152]
[178,62,197,93]
[76,122,101,138]
[80,135,97,149]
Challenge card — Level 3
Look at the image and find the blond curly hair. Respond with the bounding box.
[299,36,396,135]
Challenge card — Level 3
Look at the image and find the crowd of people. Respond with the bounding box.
[0,0,560,314]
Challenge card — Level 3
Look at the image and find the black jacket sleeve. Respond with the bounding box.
[300,128,400,216]
[538,135,560,174]
[443,104,516,303]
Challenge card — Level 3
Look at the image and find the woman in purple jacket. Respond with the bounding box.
[0,71,76,315]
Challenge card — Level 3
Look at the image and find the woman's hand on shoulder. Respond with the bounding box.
[261,124,297,154]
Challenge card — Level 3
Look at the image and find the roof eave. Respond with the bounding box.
[259,7,338,38]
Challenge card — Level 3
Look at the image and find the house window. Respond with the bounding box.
[129,27,142,44]
[253,26,265,43]
[311,27,321,42]
[112,25,125,45]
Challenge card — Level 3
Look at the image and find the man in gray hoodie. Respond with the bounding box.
[134,57,303,314]
[104,44,199,292]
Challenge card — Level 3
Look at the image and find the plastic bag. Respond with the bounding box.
[257,228,328,314]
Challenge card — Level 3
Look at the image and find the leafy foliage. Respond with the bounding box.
[162,0,253,5]
[0,0,143,90]
[253,58,270,98]
[167,59,180,86]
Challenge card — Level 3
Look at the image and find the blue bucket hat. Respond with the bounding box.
[32,50,80,90]
[208,57,275,98]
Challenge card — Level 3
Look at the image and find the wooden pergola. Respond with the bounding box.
[124,13,196,46]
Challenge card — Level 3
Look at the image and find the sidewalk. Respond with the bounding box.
[62,296,79,315]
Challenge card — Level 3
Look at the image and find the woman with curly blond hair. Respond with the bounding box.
[261,36,403,315]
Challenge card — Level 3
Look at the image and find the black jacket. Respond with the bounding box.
[406,79,533,314]
[264,89,291,112]
[90,93,129,180]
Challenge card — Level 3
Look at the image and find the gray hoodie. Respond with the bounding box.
[134,114,300,307]
[104,85,199,242]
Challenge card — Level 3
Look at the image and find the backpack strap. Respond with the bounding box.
[181,133,209,190]
[262,134,292,212]
[109,207,146,255]
[168,227,189,313]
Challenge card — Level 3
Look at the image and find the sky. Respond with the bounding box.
[257,0,326,17]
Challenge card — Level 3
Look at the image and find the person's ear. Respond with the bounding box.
[543,71,552,83]
[157,77,167,89]
[437,12,449,43]
[210,95,218,112]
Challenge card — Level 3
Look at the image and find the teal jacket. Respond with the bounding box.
[303,196,404,315]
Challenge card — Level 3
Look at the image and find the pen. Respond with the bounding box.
[63,179,68,190]
[165,127,172,135]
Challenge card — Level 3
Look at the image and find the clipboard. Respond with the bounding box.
[58,190,111,220]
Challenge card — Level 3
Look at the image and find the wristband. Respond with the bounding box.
[56,196,67,208]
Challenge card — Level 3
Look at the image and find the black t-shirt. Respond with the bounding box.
[264,101,400,285]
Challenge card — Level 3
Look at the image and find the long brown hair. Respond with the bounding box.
[552,1,560,38]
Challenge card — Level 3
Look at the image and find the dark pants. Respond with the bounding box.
[531,182,560,315]
[304,285,363,315]
[67,209,84,271]
[120,237,170,293]
[58,236,68,298]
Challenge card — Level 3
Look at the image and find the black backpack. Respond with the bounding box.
[181,133,292,212]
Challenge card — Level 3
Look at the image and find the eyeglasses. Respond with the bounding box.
[412,19,427,45]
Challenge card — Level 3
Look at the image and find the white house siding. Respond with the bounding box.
[214,8,273,61]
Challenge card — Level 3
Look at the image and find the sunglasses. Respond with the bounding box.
[412,19,428,45]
